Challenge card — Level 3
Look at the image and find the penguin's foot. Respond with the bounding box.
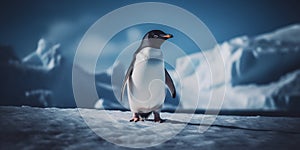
[153,111,164,123]
[129,117,141,122]
[129,113,143,122]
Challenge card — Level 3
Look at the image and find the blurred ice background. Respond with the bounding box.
[1,24,300,112]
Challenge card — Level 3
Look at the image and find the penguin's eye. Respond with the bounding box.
[153,35,158,38]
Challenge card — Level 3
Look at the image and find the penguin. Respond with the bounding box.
[121,30,176,123]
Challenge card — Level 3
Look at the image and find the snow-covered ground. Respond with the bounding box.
[1,106,300,149]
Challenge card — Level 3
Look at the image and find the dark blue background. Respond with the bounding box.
[1,0,300,58]
[0,0,300,110]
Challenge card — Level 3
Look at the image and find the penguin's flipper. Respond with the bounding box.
[121,62,134,101]
[165,69,176,98]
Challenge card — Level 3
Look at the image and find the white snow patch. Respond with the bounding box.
[94,99,105,109]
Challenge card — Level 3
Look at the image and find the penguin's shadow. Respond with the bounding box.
[164,119,203,126]
[149,119,300,134]
[145,119,202,126]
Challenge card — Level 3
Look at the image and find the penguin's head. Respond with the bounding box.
[140,30,173,49]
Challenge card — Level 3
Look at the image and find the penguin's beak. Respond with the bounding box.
[162,34,173,39]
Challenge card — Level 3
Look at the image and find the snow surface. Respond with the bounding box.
[1,106,300,149]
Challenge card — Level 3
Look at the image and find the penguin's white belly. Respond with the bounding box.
[127,48,166,113]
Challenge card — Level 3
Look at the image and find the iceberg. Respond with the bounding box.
[173,24,300,110]
[22,38,62,71]
[0,39,64,107]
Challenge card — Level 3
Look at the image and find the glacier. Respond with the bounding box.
[173,24,300,110]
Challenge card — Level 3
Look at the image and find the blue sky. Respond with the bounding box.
[1,0,299,71]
